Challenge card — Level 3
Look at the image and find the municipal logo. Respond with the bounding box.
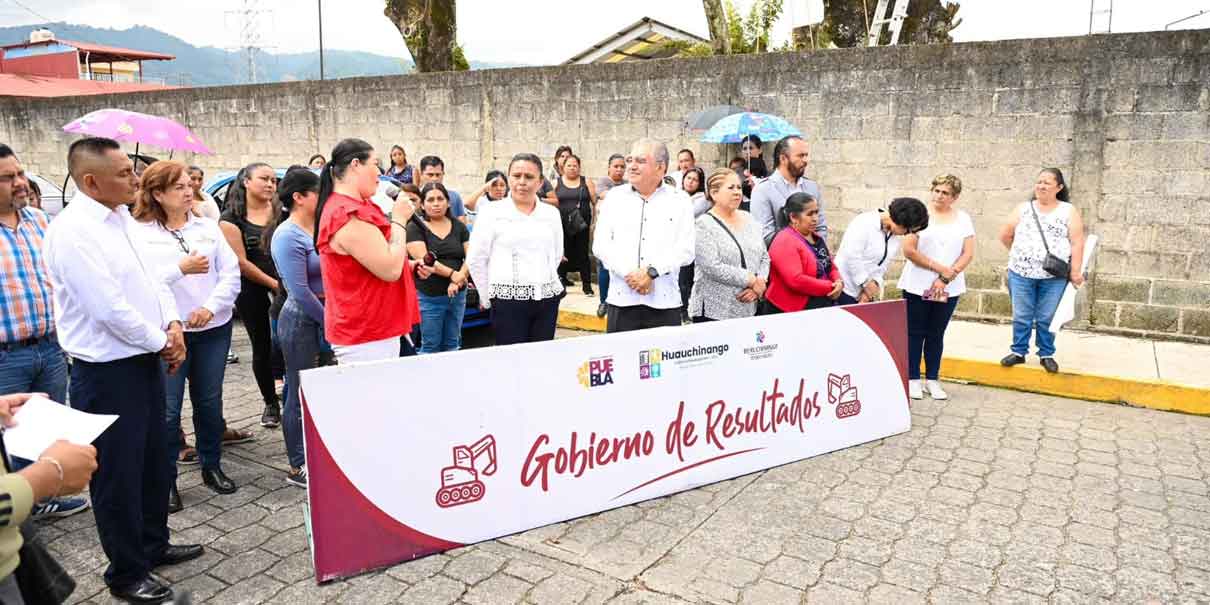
[639,349,663,380]
[578,356,615,388]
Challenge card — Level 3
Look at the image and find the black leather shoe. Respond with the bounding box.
[202,468,237,494]
[1000,353,1026,367]
[582,286,594,296]
[1040,357,1060,373]
[596,303,607,318]
[155,544,204,567]
[109,576,172,603]
[167,483,182,514]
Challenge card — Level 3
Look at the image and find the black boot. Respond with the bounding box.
[202,467,238,495]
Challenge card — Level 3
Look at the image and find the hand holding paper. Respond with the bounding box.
[3,395,117,461]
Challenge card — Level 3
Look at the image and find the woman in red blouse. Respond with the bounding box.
[314,138,426,363]
[761,193,844,314]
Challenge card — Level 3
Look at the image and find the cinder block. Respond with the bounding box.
[1151,280,1210,307]
[1136,84,1203,112]
[1092,276,1151,303]
[1118,303,1180,333]
[982,291,1013,317]
[1090,301,1118,328]
[1182,309,1210,337]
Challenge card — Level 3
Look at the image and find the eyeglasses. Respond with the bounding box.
[169,229,189,254]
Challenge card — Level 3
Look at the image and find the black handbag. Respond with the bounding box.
[559,179,590,236]
[1029,202,1071,279]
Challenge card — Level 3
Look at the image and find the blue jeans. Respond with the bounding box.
[276,300,323,469]
[904,292,960,380]
[598,259,610,305]
[1007,270,1067,358]
[418,290,467,354]
[0,335,68,404]
[0,336,68,468]
[164,321,233,473]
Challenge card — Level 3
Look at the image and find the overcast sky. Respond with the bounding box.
[1,0,1208,65]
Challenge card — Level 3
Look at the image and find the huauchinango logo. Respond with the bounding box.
[641,343,729,378]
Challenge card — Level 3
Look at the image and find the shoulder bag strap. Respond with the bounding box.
[708,213,747,269]
[1028,202,1052,255]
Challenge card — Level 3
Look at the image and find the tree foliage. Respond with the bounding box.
[818,0,962,48]
[384,0,465,72]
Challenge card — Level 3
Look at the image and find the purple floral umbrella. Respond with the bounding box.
[62,108,213,156]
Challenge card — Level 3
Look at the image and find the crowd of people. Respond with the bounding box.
[0,130,1087,602]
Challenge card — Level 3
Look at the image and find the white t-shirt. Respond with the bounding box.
[898,209,976,297]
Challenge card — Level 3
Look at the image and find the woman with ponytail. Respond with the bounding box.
[761,193,843,314]
[315,138,422,363]
[267,168,322,487]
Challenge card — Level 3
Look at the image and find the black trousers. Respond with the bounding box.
[235,286,280,405]
[679,264,694,312]
[489,297,561,345]
[70,353,171,588]
[606,304,682,333]
[558,226,591,285]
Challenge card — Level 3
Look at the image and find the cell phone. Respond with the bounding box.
[423,252,436,266]
[924,288,948,303]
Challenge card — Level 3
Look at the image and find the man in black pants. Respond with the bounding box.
[43,137,204,603]
[593,138,695,333]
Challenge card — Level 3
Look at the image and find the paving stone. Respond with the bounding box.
[805,581,864,605]
[738,580,801,605]
[996,563,1056,596]
[399,574,467,604]
[443,550,507,585]
[267,551,315,584]
[820,558,880,591]
[528,574,594,605]
[209,548,281,583]
[938,560,994,595]
[209,523,277,555]
[209,574,286,604]
[461,573,532,605]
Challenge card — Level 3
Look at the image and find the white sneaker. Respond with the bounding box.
[927,380,949,400]
[909,379,923,400]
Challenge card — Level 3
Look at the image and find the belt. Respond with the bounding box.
[0,332,56,351]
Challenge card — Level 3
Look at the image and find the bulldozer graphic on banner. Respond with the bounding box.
[435,435,497,508]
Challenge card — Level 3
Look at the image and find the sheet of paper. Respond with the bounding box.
[1050,234,1099,333]
[3,396,118,461]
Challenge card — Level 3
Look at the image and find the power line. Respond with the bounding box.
[6,0,52,23]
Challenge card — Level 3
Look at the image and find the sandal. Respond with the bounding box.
[178,446,199,465]
[222,427,255,444]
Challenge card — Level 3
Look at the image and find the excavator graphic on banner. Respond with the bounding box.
[435,435,497,508]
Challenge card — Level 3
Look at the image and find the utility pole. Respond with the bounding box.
[318,0,325,80]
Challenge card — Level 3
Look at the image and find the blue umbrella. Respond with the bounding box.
[699,112,802,143]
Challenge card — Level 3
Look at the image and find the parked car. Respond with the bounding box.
[26,173,68,218]
[206,170,490,332]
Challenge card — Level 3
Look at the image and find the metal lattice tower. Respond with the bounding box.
[226,0,272,84]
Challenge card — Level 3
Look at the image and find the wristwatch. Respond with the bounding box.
[646,266,659,280]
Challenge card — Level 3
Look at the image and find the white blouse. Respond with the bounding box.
[132,215,242,332]
[1009,201,1072,280]
[899,209,976,297]
[466,196,564,307]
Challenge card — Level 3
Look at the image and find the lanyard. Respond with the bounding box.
[877,230,892,266]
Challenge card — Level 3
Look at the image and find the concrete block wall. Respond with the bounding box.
[1,29,1207,341]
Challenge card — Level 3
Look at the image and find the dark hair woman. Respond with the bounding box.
[406,182,471,353]
[998,167,1085,374]
[219,163,284,428]
[739,134,769,200]
[133,160,243,504]
[385,144,414,185]
[761,193,842,314]
[464,169,508,229]
[555,154,596,295]
[834,197,929,306]
[308,154,326,169]
[315,138,421,363]
[466,153,565,345]
[267,168,322,487]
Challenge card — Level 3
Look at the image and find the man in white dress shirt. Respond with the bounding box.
[592,139,695,333]
[43,137,202,604]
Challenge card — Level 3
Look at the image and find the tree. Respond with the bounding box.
[818,0,961,48]
[384,0,461,72]
[702,0,732,55]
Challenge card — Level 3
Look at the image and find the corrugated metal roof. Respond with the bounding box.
[0,73,176,98]
[0,38,174,62]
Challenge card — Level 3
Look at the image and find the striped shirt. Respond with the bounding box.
[0,207,54,343]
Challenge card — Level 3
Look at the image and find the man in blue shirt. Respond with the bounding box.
[750,136,826,247]
[418,155,468,223]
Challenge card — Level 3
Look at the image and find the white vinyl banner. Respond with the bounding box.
[300,301,910,581]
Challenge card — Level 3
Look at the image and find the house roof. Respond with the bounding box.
[0,73,176,98]
[564,17,709,65]
[0,38,174,63]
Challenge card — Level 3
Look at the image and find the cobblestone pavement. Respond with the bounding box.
[45,326,1210,604]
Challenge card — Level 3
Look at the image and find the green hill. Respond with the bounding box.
[0,22,518,86]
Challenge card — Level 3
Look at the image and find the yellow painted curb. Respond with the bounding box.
[938,357,1210,416]
[555,310,1210,415]
[557,309,606,333]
